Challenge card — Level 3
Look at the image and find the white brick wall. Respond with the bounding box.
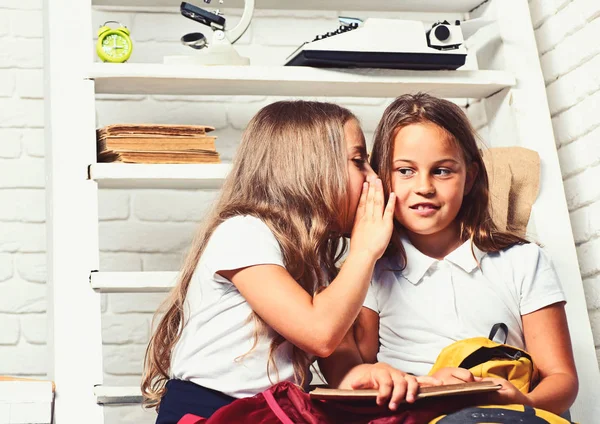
[530,0,600,357]
[1,1,599,422]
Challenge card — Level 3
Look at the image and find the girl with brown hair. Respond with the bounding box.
[320,93,578,417]
[141,100,399,423]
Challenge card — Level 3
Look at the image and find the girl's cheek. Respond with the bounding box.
[394,204,403,220]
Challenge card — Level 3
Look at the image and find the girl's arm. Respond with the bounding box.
[319,307,435,409]
[220,178,396,357]
[523,302,578,413]
[318,326,365,389]
[482,302,578,415]
[318,307,380,388]
[354,306,380,363]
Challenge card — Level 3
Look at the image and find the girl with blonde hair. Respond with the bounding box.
[141,100,400,423]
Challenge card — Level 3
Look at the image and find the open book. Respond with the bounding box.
[310,381,501,402]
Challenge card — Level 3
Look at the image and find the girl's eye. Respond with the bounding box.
[352,158,367,167]
[434,168,452,176]
[397,168,414,176]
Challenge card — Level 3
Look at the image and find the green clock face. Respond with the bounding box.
[101,33,131,60]
[96,27,133,63]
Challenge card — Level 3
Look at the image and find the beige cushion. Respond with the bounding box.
[482,147,540,237]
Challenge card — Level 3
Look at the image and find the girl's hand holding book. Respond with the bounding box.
[430,367,480,385]
[349,362,440,410]
[477,377,532,407]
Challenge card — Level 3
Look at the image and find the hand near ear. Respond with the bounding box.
[350,177,396,261]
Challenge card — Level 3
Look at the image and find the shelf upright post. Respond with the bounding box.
[44,0,104,422]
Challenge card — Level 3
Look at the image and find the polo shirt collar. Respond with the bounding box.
[445,239,486,273]
[400,237,486,285]
[400,238,437,285]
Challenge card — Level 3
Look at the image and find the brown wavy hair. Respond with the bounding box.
[141,100,358,409]
[370,93,528,266]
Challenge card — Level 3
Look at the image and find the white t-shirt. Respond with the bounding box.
[171,215,303,398]
[364,238,565,377]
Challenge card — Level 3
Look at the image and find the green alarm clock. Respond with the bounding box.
[96,21,133,63]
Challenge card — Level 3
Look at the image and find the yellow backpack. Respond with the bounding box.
[428,323,538,394]
[427,324,574,424]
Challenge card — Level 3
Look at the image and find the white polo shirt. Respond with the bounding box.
[171,215,304,398]
[364,238,565,377]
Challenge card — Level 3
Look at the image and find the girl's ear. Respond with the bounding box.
[464,162,479,196]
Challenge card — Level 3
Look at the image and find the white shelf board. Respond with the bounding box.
[89,163,231,189]
[92,0,485,12]
[90,271,178,292]
[0,380,54,424]
[95,386,142,405]
[89,64,515,99]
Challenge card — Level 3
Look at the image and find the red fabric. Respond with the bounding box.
[177,413,206,424]
[178,382,474,424]
[263,388,295,424]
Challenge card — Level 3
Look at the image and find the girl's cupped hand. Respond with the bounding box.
[350,176,396,261]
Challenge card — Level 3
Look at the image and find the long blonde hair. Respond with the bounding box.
[370,93,528,266]
[141,100,358,409]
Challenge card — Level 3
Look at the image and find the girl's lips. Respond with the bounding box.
[409,204,440,217]
[409,203,440,210]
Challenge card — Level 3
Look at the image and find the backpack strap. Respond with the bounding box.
[459,345,531,370]
[488,323,508,344]
[263,387,295,424]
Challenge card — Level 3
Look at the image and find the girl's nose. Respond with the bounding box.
[415,175,435,196]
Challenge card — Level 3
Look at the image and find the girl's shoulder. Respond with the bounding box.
[494,241,542,256]
[486,242,552,270]
[217,215,266,228]
[202,215,285,276]
[212,215,273,239]
[205,215,279,256]
[216,214,267,230]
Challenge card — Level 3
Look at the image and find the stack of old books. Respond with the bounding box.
[96,124,220,164]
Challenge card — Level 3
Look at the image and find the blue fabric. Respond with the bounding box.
[155,379,236,424]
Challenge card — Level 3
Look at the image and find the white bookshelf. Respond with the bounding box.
[89,163,231,189]
[90,271,177,293]
[89,64,515,99]
[45,0,600,421]
[91,0,484,13]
